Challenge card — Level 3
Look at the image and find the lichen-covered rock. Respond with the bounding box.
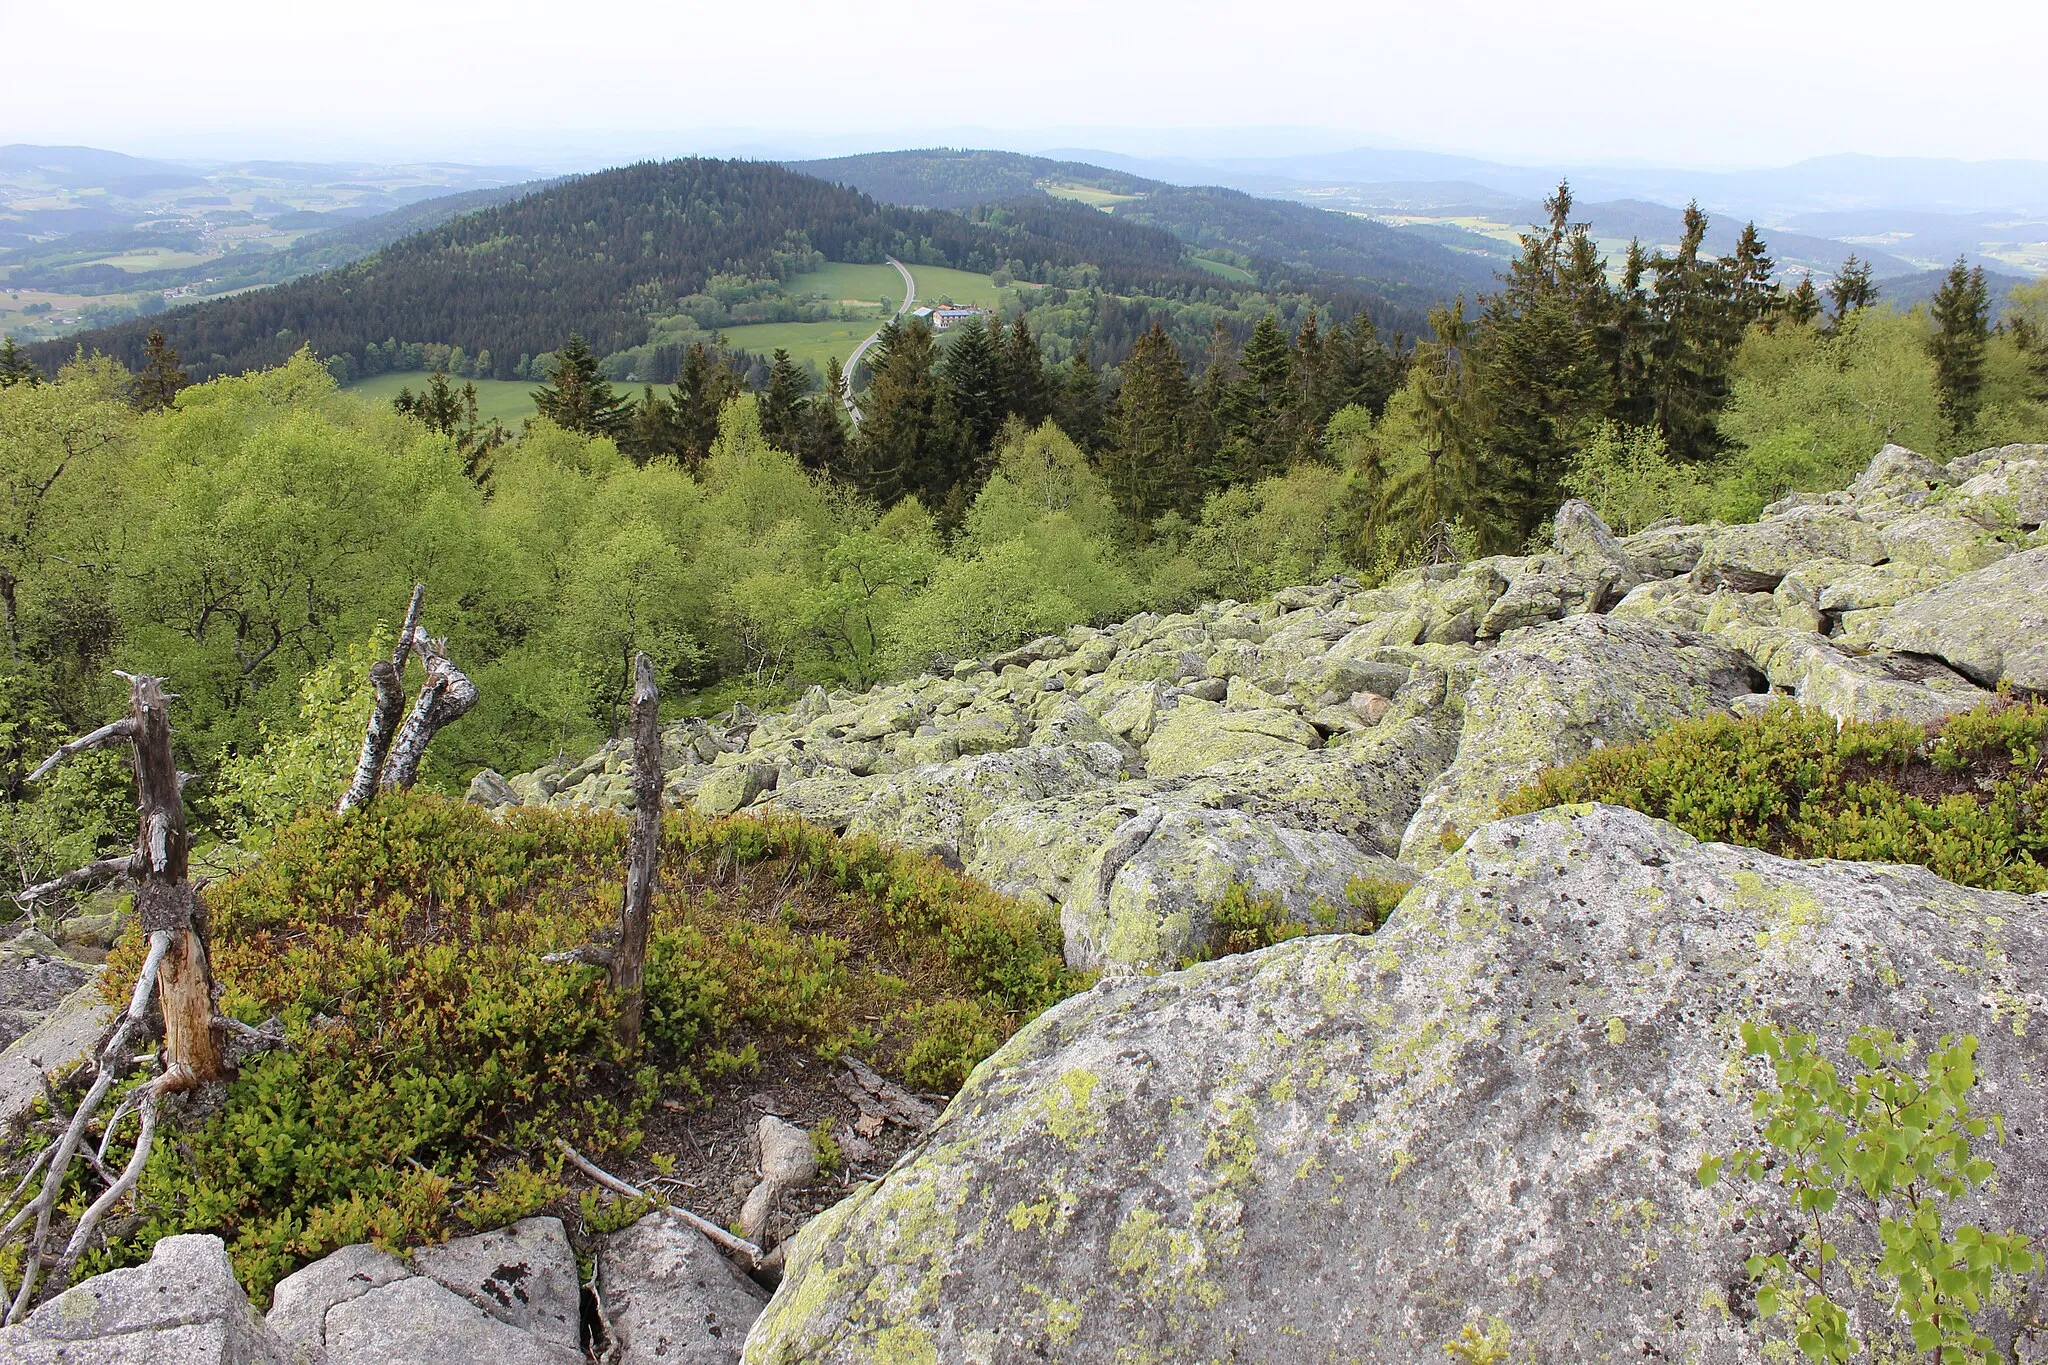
[1400,616,1758,867]
[598,1212,768,1365]
[694,760,778,818]
[1951,442,2048,525]
[1874,547,2048,693]
[1141,700,1319,777]
[408,1217,582,1351]
[0,1234,292,1364]
[1690,509,1885,592]
[843,744,1128,866]
[1058,804,1404,972]
[744,806,2048,1365]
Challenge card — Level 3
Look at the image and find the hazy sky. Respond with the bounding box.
[13,0,2046,168]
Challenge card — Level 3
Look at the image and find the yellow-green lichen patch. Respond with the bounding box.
[1036,1068,1105,1148]
[1106,1204,1225,1310]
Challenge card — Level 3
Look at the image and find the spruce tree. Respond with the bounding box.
[1827,256,1877,326]
[1928,256,1991,431]
[1231,313,1295,480]
[1475,182,1615,527]
[1644,203,1737,461]
[672,341,742,467]
[0,337,38,389]
[621,386,685,465]
[532,333,630,437]
[1052,343,1105,451]
[760,348,811,452]
[853,319,947,506]
[1103,323,1194,520]
[798,359,850,478]
[134,329,188,412]
[1785,276,1823,327]
[1730,223,1780,326]
[939,315,1002,468]
[998,315,1051,426]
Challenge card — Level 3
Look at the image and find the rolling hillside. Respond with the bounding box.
[792,148,1498,308]
[28,157,1442,384]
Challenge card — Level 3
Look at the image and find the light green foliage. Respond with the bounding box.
[884,423,1139,666]
[1442,1317,1512,1363]
[1714,308,2047,519]
[1563,422,1709,534]
[1504,700,2048,894]
[1700,1023,2037,1362]
[213,632,389,842]
[1180,462,1350,601]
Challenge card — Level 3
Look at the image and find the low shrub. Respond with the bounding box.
[64,794,1079,1299]
[1194,875,1412,963]
[1503,700,2048,893]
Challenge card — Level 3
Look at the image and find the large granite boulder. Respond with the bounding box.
[745,805,2048,1364]
[597,1211,768,1364]
[0,1234,292,1364]
[1057,804,1403,973]
[1399,616,1758,867]
[1874,547,2048,694]
[263,1217,584,1364]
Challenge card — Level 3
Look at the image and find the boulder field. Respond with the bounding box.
[478,442,2048,973]
[742,805,2048,1363]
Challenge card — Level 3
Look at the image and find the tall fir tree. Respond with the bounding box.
[532,333,630,436]
[1730,222,1781,327]
[133,328,188,412]
[1644,203,1739,461]
[997,315,1051,426]
[620,385,686,465]
[1928,256,1991,431]
[797,359,850,478]
[938,314,1003,473]
[1827,255,1878,326]
[0,337,38,389]
[1476,181,1615,528]
[1785,276,1823,327]
[671,341,742,468]
[1102,323,1194,520]
[760,348,811,453]
[1052,343,1105,452]
[1229,313,1296,480]
[853,319,949,506]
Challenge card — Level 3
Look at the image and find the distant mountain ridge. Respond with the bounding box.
[790,148,1498,307]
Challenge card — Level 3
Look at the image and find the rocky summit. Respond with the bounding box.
[742,805,2048,1363]
[479,443,2048,973]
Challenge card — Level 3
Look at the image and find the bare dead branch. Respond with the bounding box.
[15,854,139,904]
[555,1138,762,1265]
[25,718,136,784]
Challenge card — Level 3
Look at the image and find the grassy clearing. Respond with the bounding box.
[344,372,545,425]
[1188,253,1256,283]
[36,795,1079,1301]
[781,261,902,309]
[720,317,889,374]
[1040,181,1143,211]
[911,264,1026,309]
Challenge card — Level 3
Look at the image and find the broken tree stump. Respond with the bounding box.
[610,652,661,1047]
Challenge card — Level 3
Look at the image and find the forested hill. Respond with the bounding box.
[29,157,1418,383]
[792,148,1498,308]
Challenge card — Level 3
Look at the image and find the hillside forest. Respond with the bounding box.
[2,182,2044,903]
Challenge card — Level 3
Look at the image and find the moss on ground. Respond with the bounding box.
[38,794,1079,1300]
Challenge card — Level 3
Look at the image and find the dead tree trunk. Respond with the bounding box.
[610,653,662,1048]
[338,584,424,815]
[7,673,228,1319]
[380,626,478,792]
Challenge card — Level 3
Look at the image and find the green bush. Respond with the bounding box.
[61,794,1079,1300]
[1503,700,2048,893]
[1192,875,1411,963]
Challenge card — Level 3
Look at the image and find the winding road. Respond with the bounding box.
[841,255,916,426]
